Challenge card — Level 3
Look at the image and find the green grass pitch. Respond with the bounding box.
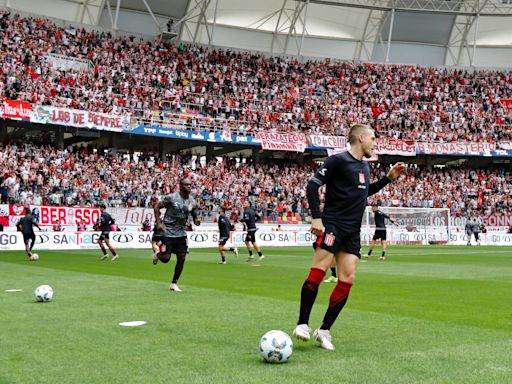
[1,246,512,384]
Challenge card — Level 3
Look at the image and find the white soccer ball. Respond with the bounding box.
[35,285,53,302]
[31,253,39,261]
[259,330,293,363]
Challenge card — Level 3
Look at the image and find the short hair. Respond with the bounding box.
[348,124,373,145]
[219,207,225,213]
[180,177,192,186]
[98,203,106,209]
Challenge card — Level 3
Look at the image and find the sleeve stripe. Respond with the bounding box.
[310,177,324,186]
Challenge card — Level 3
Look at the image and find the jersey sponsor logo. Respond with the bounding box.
[259,233,276,241]
[112,233,134,243]
[324,232,335,247]
[190,233,208,242]
[358,172,365,184]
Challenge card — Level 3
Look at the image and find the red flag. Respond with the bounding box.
[371,105,384,119]
[500,99,512,111]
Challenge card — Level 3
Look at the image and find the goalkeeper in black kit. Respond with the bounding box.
[364,202,396,261]
[292,124,405,351]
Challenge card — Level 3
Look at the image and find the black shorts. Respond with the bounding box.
[99,231,110,241]
[474,232,480,241]
[373,229,387,241]
[152,234,164,243]
[161,236,188,255]
[219,236,229,246]
[23,233,36,244]
[245,231,257,243]
[313,222,361,258]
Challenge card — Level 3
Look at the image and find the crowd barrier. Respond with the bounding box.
[1,230,511,251]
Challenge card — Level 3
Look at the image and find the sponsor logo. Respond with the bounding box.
[259,233,276,241]
[175,130,188,138]
[144,128,156,134]
[112,233,134,243]
[191,133,204,140]
[236,136,248,143]
[0,234,18,245]
[158,129,174,136]
[37,234,50,244]
[190,233,208,242]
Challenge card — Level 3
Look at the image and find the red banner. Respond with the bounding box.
[373,138,416,156]
[255,132,307,152]
[417,141,496,155]
[307,135,346,149]
[1,100,32,120]
[27,205,100,226]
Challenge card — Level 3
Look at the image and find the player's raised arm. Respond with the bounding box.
[154,201,166,231]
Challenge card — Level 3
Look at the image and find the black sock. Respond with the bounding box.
[221,256,226,262]
[172,256,185,283]
[298,268,325,325]
[367,249,373,256]
[249,250,253,256]
[229,248,234,251]
[330,267,337,278]
[112,251,117,256]
[258,251,262,257]
[102,249,107,255]
[381,251,386,257]
[320,281,353,330]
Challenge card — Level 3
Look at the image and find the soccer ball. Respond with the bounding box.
[35,285,53,302]
[31,253,39,261]
[259,330,293,363]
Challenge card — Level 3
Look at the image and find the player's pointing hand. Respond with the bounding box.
[387,162,406,181]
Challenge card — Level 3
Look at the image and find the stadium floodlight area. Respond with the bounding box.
[362,207,451,245]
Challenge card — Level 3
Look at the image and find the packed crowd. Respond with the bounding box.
[1,13,512,141]
[1,142,510,222]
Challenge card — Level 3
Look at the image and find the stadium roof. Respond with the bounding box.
[5,0,512,66]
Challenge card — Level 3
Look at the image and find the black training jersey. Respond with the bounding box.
[374,210,391,230]
[218,214,233,238]
[308,151,391,233]
[17,215,36,234]
[98,212,115,232]
[242,208,259,231]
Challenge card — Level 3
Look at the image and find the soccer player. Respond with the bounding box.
[365,202,396,261]
[217,207,238,264]
[154,177,200,292]
[292,123,405,351]
[16,208,41,261]
[465,213,475,246]
[96,203,119,261]
[471,213,483,246]
[241,200,264,261]
[151,214,165,265]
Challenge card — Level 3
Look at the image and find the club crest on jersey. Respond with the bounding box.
[324,233,335,247]
[359,172,365,184]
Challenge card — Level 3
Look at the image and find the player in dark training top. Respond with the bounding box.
[154,177,200,292]
[217,207,238,264]
[365,202,396,261]
[293,124,405,351]
[96,203,119,261]
[242,200,265,261]
[16,208,42,261]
